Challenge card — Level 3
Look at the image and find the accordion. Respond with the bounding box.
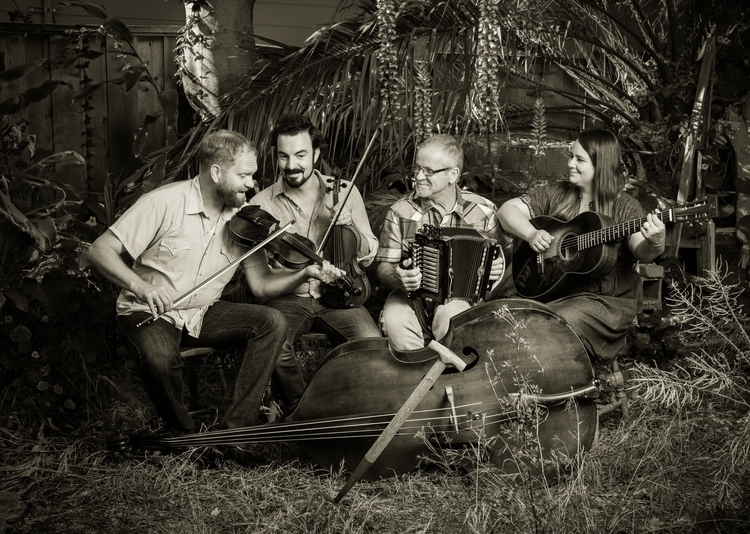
[409,225,502,304]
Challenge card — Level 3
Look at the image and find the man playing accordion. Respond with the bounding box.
[376,134,507,350]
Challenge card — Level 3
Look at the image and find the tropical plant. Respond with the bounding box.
[157,0,749,198]
[0,6,174,425]
[0,80,115,425]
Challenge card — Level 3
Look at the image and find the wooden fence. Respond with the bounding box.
[0,23,184,194]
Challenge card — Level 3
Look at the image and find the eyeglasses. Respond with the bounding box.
[412,164,452,178]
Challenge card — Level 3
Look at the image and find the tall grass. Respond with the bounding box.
[2,267,749,533]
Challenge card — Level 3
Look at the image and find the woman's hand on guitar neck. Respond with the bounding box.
[641,210,666,247]
[528,229,554,253]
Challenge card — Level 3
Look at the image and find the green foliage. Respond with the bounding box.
[166,0,748,199]
[0,4,201,431]
[531,97,547,158]
[0,257,114,425]
[629,263,750,506]
[0,42,119,426]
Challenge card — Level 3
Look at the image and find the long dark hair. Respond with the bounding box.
[546,130,624,221]
[577,129,625,218]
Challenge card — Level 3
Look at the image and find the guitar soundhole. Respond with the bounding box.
[558,232,577,261]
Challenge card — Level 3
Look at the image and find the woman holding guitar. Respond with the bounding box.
[497,129,666,361]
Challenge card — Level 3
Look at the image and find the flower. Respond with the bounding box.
[41,365,51,376]
[64,399,76,409]
[31,351,41,359]
[53,384,63,395]
[41,316,49,324]
[37,381,49,391]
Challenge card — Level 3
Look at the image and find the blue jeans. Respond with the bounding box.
[264,295,382,405]
[118,301,286,431]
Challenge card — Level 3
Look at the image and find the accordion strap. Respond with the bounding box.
[412,297,435,342]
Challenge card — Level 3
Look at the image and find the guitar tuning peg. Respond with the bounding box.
[326,178,334,183]
[325,187,333,193]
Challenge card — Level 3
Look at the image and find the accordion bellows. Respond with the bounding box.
[410,225,502,304]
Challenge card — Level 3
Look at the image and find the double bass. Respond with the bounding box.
[129,299,599,483]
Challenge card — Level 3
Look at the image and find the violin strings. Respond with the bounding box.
[283,225,356,290]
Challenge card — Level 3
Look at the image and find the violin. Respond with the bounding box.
[128,299,599,484]
[315,128,380,309]
[229,205,363,300]
[318,174,371,308]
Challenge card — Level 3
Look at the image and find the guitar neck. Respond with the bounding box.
[578,209,672,250]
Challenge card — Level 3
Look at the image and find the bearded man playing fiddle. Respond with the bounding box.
[248,113,382,411]
[87,130,344,442]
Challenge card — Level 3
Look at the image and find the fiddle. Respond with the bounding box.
[316,128,380,308]
[318,174,371,308]
[229,205,362,299]
[136,219,293,328]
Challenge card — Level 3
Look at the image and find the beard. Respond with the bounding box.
[216,182,246,209]
[283,168,313,189]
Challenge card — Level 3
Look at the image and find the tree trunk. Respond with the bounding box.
[179,0,257,121]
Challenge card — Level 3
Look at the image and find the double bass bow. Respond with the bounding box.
[317,127,380,308]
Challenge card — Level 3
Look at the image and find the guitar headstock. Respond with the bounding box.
[672,197,718,222]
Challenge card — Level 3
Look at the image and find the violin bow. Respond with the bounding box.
[137,220,294,328]
[316,126,381,256]
[331,340,466,504]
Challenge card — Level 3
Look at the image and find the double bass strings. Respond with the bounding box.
[130,402,525,449]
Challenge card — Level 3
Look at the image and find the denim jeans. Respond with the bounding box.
[118,300,286,431]
[264,295,382,405]
[380,290,471,350]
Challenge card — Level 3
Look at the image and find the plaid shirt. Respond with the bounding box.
[376,184,502,264]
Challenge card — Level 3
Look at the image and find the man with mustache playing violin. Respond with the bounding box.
[247,113,382,411]
[88,130,345,443]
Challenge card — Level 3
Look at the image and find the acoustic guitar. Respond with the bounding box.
[511,198,717,299]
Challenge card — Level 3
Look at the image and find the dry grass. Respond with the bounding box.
[2,358,748,534]
[3,269,750,533]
